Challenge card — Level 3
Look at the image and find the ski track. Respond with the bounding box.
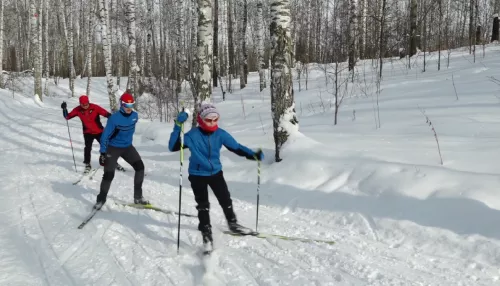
[2,73,500,285]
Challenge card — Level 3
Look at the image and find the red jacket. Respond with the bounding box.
[66,103,111,134]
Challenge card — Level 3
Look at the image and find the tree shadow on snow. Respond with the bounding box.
[226,179,500,240]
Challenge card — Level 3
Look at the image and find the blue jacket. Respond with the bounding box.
[168,124,257,176]
[100,108,138,153]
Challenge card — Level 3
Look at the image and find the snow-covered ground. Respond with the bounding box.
[2,45,500,285]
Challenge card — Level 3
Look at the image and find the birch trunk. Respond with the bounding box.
[111,0,117,87]
[270,0,297,162]
[59,0,75,97]
[0,0,3,88]
[238,0,247,89]
[43,0,49,78]
[257,1,266,91]
[348,0,357,72]
[86,0,93,96]
[197,0,213,102]
[116,0,122,88]
[99,0,117,110]
[176,0,184,96]
[227,0,235,86]
[213,0,219,87]
[409,0,417,57]
[31,0,42,99]
[37,0,43,93]
[145,0,152,78]
[125,0,138,96]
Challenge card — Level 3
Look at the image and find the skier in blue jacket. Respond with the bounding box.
[94,92,148,210]
[168,102,264,251]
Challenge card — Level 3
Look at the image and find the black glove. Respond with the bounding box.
[254,149,264,161]
[99,153,106,166]
[61,101,67,110]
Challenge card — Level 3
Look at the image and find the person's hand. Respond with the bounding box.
[61,102,67,110]
[176,111,189,124]
[254,149,264,161]
[99,153,107,166]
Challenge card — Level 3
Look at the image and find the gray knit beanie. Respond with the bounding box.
[198,102,219,119]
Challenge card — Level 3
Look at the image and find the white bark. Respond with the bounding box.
[99,0,117,110]
[125,0,138,95]
[116,0,122,88]
[43,0,49,79]
[86,0,93,96]
[257,1,265,91]
[197,0,213,102]
[348,0,357,72]
[0,0,3,88]
[59,0,75,97]
[238,0,247,89]
[176,0,185,94]
[145,0,152,78]
[31,0,42,99]
[270,0,297,162]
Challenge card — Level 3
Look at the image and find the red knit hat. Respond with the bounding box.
[120,93,134,104]
[79,95,89,105]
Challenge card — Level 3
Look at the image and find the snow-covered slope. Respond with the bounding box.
[2,45,500,285]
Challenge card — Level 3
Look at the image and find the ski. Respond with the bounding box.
[77,207,100,229]
[222,230,335,245]
[115,202,197,218]
[72,168,98,185]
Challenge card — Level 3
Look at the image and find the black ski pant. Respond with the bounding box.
[97,145,145,203]
[188,171,237,232]
[83,133,102,164]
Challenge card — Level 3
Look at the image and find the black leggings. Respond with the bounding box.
[83,133,102,164]
[97,145,145,203]
[188,171,236,231]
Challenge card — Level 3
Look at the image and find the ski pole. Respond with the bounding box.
[255,151,261,232]
[177,108,186,254]
[64,106,77,173]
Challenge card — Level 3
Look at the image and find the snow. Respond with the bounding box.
[2,44,500,285]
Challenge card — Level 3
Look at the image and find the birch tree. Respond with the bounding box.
[31,0,42,99]
[59,0,75,97]
[409,0,417,57]
[227,0,235,92]
[239,0,248,88]
[348,0,357,72]
[99,0,117,110]
[86,0,93,96]
[43,0,49,88]
[197,0,213,102]
[257,1,266,91]
[0,0,3,88]
[213,0,219,87]
[270,0,298,162]
[125,0,138,96]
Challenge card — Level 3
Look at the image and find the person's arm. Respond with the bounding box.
[169,112,190,151]
[221,129,258,160]
[99,116,116,154]
[96,105,112,118]
[168,122,189,151]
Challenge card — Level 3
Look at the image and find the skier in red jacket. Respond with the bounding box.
[61,95,124,173]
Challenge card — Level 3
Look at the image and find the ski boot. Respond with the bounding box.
[84,163,92,174]
[201,226,213,255]
[134,197,150,205]
[228,220,255,235]
[93,200,104,210]
[116,163,126,172]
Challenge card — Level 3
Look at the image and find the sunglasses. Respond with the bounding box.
[122,102,135,108]
[204,117,219,123]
